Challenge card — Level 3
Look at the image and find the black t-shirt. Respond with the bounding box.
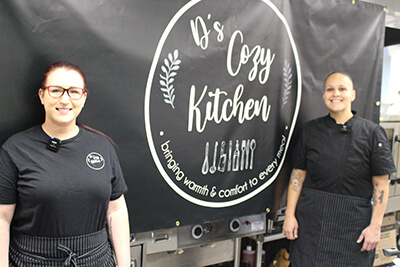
[0,125,128,237]
[293,113,396,200]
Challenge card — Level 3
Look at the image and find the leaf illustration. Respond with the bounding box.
[159,49,181,109]
[282,59,292,108]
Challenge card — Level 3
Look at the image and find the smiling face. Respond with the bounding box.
[39,67,87,129]
[323,73,356,119]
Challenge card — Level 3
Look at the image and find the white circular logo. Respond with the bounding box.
[86,152,105,170]
[145,0,301,208]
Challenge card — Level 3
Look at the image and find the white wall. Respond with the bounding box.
[381,45,400,115]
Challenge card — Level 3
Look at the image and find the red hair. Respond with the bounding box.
[77,123,117,147]
[41,61,88,90]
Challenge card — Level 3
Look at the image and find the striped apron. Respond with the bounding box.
[9,228,116,267]
[289,188,375,267]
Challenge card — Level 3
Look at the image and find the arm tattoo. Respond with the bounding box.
[290,170,303,192]
[372,186,385,209]
[378,190,384,204]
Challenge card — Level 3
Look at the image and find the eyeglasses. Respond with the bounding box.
[44,85,86,100]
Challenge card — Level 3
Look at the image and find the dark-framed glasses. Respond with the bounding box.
[44,85,86,100]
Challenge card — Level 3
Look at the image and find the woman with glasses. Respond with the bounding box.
[282,72,396,266]
[0,61,131,266]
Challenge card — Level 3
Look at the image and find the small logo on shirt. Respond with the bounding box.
[86,152,105,170]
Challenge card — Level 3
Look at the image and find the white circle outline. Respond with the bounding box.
[86,152,105,170]
[144,0,302,208]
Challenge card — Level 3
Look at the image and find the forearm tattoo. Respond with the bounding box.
[290,170,303,192]
[372,185,385,209]
[378,190,384,204]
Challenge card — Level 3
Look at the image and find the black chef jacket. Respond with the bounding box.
[292,113,396,200]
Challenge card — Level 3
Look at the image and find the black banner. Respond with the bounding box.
[0,0,385,233]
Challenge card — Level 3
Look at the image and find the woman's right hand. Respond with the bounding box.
[282,215,298,240]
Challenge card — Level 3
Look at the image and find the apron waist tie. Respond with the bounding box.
[57,244,78,266]
[9,228,115,266]
[56,240,108,266]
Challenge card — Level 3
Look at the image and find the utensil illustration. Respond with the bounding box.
[232,140,240,171]
[245,139,250,170]
[201,142,209,175]
[249,139,256,170]
[227,140,232,172]
[218,141,226,172]
[240,140,246,171]
[209,141,218,174]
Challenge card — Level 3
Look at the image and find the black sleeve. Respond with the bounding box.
[0,146,18,204]
[109,145,128,200]
[292,125,307,170]
[370,125,396,176]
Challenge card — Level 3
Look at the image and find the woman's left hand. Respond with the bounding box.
[357,224,381,252]
[357,175,389,252]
